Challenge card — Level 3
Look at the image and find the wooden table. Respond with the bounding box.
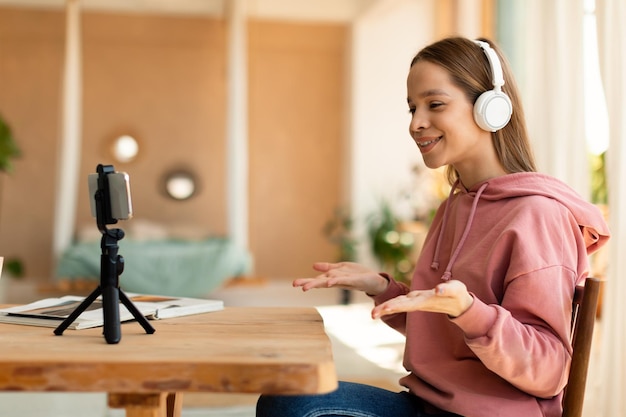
[0,307,338,417]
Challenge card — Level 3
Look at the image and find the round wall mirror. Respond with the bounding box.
[111,134,139,163]
[162,170,198,201]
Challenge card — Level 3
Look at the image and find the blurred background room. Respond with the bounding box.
[0,1,624,416]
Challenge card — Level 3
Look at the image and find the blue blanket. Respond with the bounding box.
[55,237,252,297]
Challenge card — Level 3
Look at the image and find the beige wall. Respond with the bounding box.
[77,12,228,235]
[0,7,347,281]
[0,8,65,280]
[248,21,346,278]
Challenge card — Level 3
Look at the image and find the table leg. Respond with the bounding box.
[166,392,183,417]
[108,392,182,417]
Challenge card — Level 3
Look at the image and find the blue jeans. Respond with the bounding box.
[256,381,463,417]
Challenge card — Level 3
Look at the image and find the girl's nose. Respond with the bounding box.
[409,111,428,135]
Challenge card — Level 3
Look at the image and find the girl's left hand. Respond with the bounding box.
[371,280,474,319]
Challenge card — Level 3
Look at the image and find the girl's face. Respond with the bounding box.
[407,60,496,182]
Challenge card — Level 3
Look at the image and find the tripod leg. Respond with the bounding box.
[54,286,102,335]
[119,290,156,334]
[102,285,122,344]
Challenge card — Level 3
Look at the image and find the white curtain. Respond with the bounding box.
[225,0,249,251]
[593,1,626,415]
[519,0,589,198]
[53,0,82,261]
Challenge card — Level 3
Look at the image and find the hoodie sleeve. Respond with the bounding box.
[371,275,410,335]
[452,265,574,398]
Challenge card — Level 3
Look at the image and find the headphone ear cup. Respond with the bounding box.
[473,90,513,132]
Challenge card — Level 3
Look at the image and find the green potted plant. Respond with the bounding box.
[0,113,24,280]
[367,200,415,284]
[323,207,358,304]
[323,207,357,263]
[589,151,607,206]
[0,114,21,173]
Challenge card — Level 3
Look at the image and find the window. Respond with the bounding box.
[583,0,609,156]
[583,0,609,204]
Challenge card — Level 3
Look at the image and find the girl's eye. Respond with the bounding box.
[429,102,444,109]
[408,107,416,115]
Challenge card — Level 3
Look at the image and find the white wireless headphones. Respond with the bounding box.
[473,40,513,132]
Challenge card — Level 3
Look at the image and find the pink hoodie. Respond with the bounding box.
[373,172,610,417]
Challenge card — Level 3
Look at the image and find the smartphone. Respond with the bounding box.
[88,171,133,220]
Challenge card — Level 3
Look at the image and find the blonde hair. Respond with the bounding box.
[411,37,536,185]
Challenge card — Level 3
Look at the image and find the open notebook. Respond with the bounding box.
[0,292,223,330]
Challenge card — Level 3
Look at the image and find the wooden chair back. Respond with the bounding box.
[562,277,602,417]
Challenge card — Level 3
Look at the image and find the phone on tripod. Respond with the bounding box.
[54,164,154,343]
[88,171,133,221]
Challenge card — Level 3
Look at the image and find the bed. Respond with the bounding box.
[55,221,252,297]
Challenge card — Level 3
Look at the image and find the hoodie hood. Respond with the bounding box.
[431,172,610,280]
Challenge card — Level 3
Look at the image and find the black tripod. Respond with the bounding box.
[54,164,155,344]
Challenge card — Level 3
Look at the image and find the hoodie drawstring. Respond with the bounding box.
[431,181,489,281]
[430,180,459,272]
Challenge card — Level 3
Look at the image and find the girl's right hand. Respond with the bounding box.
[293,262,390,296]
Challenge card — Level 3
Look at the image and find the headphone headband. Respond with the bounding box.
[473,40,505,91]
[472,39,512,132]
